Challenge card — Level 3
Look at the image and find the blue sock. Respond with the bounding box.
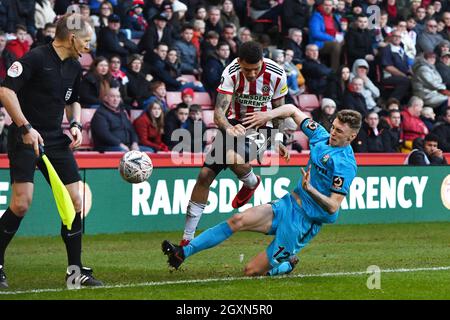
[183,221,233,258]
[267,261,293,276]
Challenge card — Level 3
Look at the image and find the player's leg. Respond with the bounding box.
[243,251,272,276]
[0,182,33,288]
[182,166,218,244]
[163,204,274,269]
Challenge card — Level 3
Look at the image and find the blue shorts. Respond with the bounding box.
[266,193,322,268]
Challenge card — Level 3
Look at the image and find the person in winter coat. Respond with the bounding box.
[133,101,169,152]
[342,77,369,117]
[431,107,450,151]
[350,59,380,112]
[406,134,448,165]
[302,44,333,96]
[203,42,230,99]
[435,50,450,89]
[5,25,30,59]
[311,98,337,132]
[411,52,449,110]
[344,14,375,68]
[352,111,393,152]
[80,56,115,108]
[324,65,350,109]
[0,31,15,85]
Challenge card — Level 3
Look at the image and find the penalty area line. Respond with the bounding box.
[1,265,450,296]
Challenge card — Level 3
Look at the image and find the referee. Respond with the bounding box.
[0,13,103,288]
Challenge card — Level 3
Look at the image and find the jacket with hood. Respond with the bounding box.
[412,57,448,108]
[435,60,450,89]
[350,59,380,111]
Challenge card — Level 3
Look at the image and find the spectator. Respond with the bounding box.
[3,0,36,35]
[133,101,169,152]
[144,0,165,22]
[383,109,403,152]
[126,54,153,109]
[91,87,140,152]
[412,51,449,111]
[0,110,8,153]
[97,14,138,62]
[406,16,418,47]
[435,50,450,89]
[431,107,450,151]
[350,59,380,113]
[401,96,429,151]
[344,14,375,68]
[343,76,369,117]
[80,56,114,108]
[138,12,173,55]
[180,88,195,109]
[441,11,450,41]
[220,0,240,31]
[284,28,304,65]
[192,19,206,59]
[395,19,416,65]
[185,104,207,152]
[353,111,392,153]
[324,65,350,108]
[405,134,448,165]
[200,30,220,68]
[0,32,15,85]
[373,10,392,48]
[203,42,230,98]
[302,44,333,96]
[420,106,437,131]
[309,0,344,71]
[383,0,399,25]
[312,98,337,132]
[6,25,30,59]
[380,30,412,103]
[147,42,180,91]
[221,23,238,60]
[379,97,402,120]
[237,27,253,45]
[284,48,305,96]
[205,6,223,35]
[194,5,207,22]
[164,103,189,150]
[281,117,302,153]
[125,0,148,39]
[414,6,427,35]
[147,81,169,113]
[35,0,56,30]
[31,22,56,49]
[281,0,311,36]
[174,24,201,75]
[109,54,129,87]
[91,1,114,30]
[417,18,445,53]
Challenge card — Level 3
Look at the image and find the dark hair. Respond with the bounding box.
[238,41,263,64]
[424,133,439,143]
[146,101,165,134]
[181,23,194,32]
[176,102,189,111]
[15,24,27,32]
[216,41,230,50]
[189,104,201,112]
[336,109,362,131]
[388,109,401,116]
[44,23,56,30]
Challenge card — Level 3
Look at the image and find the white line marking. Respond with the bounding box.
[1,266,449,296]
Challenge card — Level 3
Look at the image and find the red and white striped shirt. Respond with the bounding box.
[217,58,288,127]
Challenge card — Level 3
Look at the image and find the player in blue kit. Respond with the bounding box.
[162,105,362,276]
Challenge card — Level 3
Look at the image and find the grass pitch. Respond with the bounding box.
[0,222,449,300]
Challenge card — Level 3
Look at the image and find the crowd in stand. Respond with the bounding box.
[0,0,449,162]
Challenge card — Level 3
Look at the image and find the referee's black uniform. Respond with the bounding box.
[2,43,82,184]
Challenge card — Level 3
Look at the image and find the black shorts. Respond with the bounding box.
[7,128,81,185]
[203,119,274,175]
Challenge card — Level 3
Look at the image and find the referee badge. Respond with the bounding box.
[332,176,344,190]
[7,61,23,78]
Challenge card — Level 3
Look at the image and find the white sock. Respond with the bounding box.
[183,200,206,240]
[239,170,258,188]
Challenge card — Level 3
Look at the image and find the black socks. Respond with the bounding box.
[61,212,83,268]
[0,207,23,266]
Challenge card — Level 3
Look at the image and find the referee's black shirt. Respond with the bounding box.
[1,43,82,145]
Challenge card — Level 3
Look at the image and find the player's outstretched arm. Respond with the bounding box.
[243,104,309,129]
[214,92,245,136]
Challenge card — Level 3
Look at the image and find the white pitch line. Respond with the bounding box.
[1,266,449,296]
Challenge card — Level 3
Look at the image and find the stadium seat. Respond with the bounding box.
[202,110,216,128]
[79,53,94,70]
[293,130,309,150]
[297,94,320,112]
[130,109,143,123]
[193,92,212,107]
[166,91,183,107]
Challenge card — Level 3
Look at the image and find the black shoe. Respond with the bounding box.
[161,240,185,270]
[0,266,8,289]
[66,266,104,287]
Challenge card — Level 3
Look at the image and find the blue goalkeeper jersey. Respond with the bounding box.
[293,118,357,224]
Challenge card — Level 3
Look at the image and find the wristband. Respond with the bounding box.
[70,121,83,132]
[275,132,284,143]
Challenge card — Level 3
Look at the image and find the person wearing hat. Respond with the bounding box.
[312,97,337,132]
[126,0,148,38]
[435,49,450,89]
[138,11,173,54]
[97,13,138,62]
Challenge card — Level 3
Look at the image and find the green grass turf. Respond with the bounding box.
[1,222,449,300]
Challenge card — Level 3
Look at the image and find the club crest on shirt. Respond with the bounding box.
[262,84,270,94]
[321,154,330,165]
[65,88,73,102]
[7,61,23,78]
[307,121,318,131]
[332,176,344,190]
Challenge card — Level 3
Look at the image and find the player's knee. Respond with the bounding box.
[11,197,32,216]
[197,169,216,188]
[228,214,244,231]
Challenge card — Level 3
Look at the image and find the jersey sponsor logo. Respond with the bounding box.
[234,93,272,107]
[321,154,330,165]
[65,88,73,102]
[7,61,23,78]
[332,176,344,190]
[307,121,318,131]
[280,84,288,94]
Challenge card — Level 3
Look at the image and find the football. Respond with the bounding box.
[119,150,153,183]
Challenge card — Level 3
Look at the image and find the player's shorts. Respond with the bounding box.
[203,119,273,175]
[7,127,81,185]
[266,192,322,268]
